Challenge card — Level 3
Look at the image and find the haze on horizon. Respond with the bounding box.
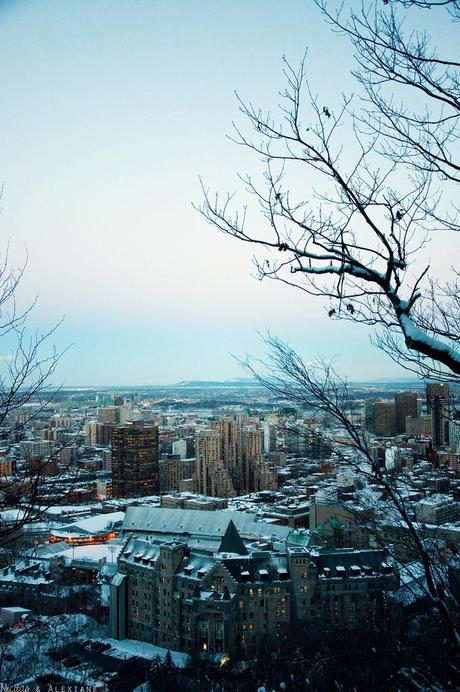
[0,0,449,386]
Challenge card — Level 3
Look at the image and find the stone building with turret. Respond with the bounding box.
[110,507,398,659]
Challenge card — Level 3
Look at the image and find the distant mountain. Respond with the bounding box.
[173,379,259,388]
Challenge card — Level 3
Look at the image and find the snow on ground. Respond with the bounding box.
[0,613,108,685]
[59,542,123,563]
[99,637,190,667]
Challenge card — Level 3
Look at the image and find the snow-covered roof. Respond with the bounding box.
[97,638,190,667]
[59,543,123,563]
[123,506,291,543]
[51,511,125,538]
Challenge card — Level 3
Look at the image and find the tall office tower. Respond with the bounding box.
[426,383,450,413]
[195,430,235,497]
[215,419,238,481]
[263,421,277,454]
[239,429,257,493]
[427,383,450,448]
[373,402,396,436]
[113,395,124,406]
[395,392,419,434]
[111,421,159,498]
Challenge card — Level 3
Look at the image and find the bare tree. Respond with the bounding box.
[240,334,460,657]
[198,0,460,383]
[197,0,460,672]
[0,244,69,546]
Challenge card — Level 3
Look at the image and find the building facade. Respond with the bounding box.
[373,402,396,436]
[159,455,195,493]
[111,421,159,498]
[195,419,276,497]
[395,392,418,434]
[427,383,450,448]
[110,515,398,659]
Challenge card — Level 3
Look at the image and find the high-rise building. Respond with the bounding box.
[427,383,450,448]
[215,419,238,483]
[240,429,261,493]
[373,402,396,436]
[195,429,235,497]
[111,421,159,498]
[426,383,450,412]
[263,421,277,454]
[394,392,418,434]
[84,420,98,446]
[195,419,276,497]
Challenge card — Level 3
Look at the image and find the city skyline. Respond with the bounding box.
[0,2,458,685]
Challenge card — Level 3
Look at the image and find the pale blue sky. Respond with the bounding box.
[0,0,451,385]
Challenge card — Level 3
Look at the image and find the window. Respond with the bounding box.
[215,620,224,653]
[211,575,224,593]
[199,620,209,652]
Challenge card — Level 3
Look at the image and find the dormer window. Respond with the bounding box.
[277,567,289,581]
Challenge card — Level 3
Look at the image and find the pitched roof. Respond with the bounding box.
[218,521,247,556]
[123,506,292,546]
[221,553,290,583]
[314,548,388,572]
